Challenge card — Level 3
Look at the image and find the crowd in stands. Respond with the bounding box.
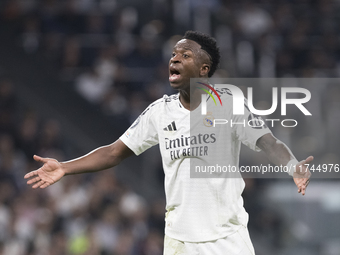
[1,0,340,254]
[0,76,165,254]
[11,0,340,119]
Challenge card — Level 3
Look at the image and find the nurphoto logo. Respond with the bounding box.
[198,83,312,128]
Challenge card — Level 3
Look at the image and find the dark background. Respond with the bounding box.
[0,0,339,254]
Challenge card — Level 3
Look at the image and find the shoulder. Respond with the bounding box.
[213,86,234,107]
[215,87,233,98]
[141,93,179,116]
[213,85,252,114]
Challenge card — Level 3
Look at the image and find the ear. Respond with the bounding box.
[200,64,210,77]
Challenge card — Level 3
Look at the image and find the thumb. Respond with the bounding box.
[33,155,49,164]
[301,156,314,165]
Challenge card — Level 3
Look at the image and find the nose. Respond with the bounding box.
[170,54,181,64]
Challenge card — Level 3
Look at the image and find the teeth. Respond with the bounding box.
[169,73,180,82]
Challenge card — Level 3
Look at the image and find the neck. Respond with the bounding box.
[179,88,203,111]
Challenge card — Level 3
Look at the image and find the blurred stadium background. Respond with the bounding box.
[0,0,340,254]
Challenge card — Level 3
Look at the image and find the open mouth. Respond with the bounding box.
[169,67,181,82]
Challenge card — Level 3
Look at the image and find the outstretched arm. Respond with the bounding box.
[256,133,312,196]
[24,139,134,189]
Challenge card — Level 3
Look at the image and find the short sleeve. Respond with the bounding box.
[120,103,159,155]
[233,100,272,151]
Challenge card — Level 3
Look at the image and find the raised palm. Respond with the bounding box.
[25,155,65,189]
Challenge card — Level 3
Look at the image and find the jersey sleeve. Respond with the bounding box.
[120,103,159,155]
[233,100,272,151]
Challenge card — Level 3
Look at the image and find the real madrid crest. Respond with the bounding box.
[203,112,214,127]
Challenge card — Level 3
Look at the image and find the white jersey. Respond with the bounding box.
[120,91,271,242]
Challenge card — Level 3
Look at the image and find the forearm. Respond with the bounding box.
[61,139,133,175]
[61,145,117,175]
[256,133,312,195]
[265,141,294,166]
[257,133,295,166]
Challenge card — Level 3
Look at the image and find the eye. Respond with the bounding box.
[183,54,189,58]
[171,53,176,58]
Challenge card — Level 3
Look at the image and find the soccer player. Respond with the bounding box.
[25,31,312,255]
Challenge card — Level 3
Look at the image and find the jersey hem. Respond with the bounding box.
[164,225,243,243]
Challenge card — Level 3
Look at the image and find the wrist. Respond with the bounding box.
[60,162,69,176]
[286,158,299,177]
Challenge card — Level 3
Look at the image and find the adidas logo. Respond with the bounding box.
[163,121,177,131]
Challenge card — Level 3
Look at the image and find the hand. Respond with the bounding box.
[293,156,313,196]
[24,155,65,189]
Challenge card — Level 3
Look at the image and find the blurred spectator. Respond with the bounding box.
[1,1,340,254]
[92,204,120,253]
[60,36,81,77]
[0,78,16,135]
[21,15,41,54]
[236,2,273,40]
[15,111,39,160]
[37,119,65,160]
[101,88,128,116]
[0,134,26,189]
[75,66,112,104]
[94,45,118,82]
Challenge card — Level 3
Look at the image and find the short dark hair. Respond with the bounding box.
[183,31,220,77]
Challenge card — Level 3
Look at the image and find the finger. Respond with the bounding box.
[296,179,305,193]
[302,156,314,165]
[296,156,313,173]
[27,176,41,185]
[302,179,310,196]
[40,182,50,189]
[297,182,302,193]
[300,180,310,195]
[32,180,45,189]
[24,171,38,179]
[297,184,304,194]
[33,155,49,164]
